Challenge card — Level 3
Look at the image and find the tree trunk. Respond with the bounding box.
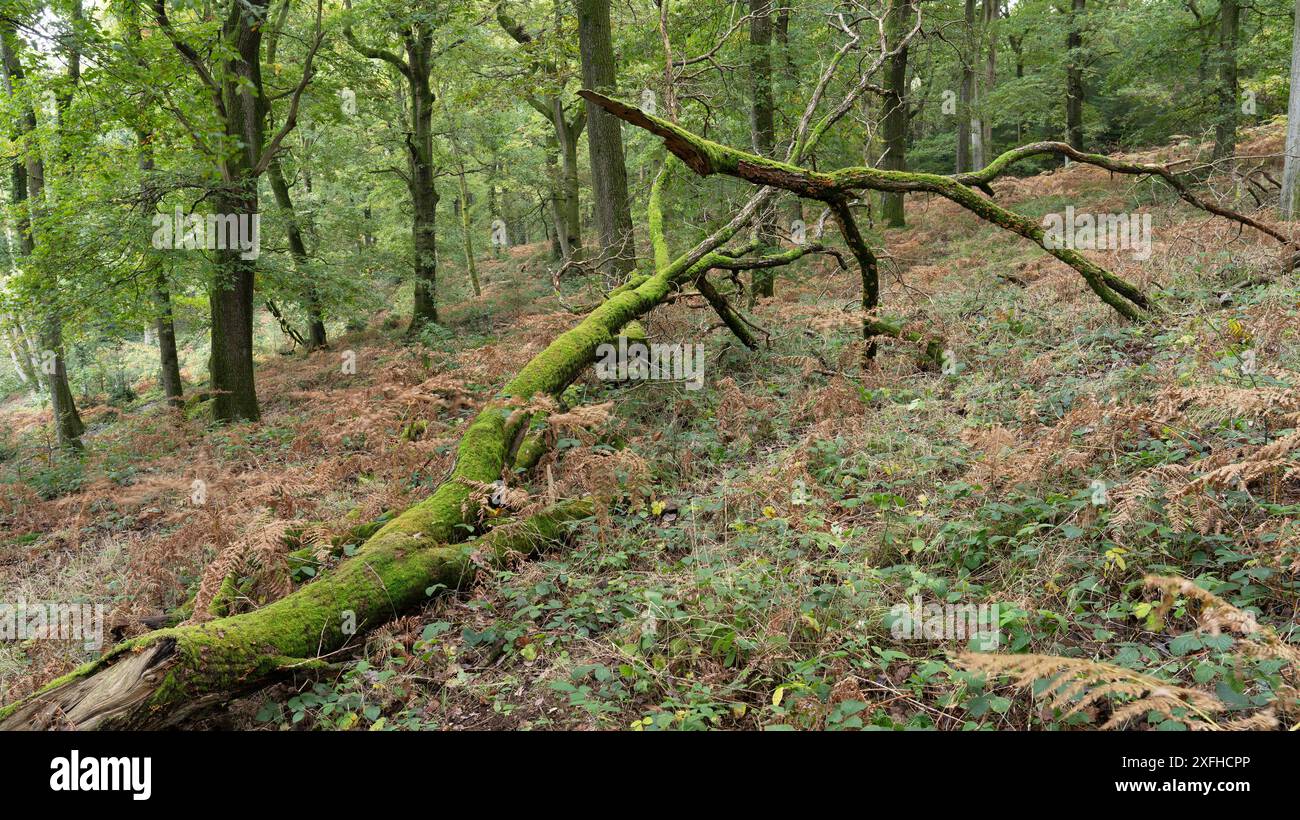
[555,101,585,262]
[455,162,481,296]
[749,0,778,297]
[881,0,913,228]
[1009,33,1025,143]
[958,0,976,171]
[981,0,997,161]
[407,34,440,332]
[343,10,440,330]
[577,0,636,279]
[205,1,268,423]
[1280,0,1300,218]
[544,134,567,261]
[2,315,38,386]
[774,8,804,227]
[153,267,184,406]
[0,18,83,447]
[267,158,328,349]
[1213,0,1239,160]
[1066,0,1086,152]
[138,134,185,404]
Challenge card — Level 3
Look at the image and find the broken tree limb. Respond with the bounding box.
[695,275,757,349]
[579,91,1300,322]
[827,197,882,359]
[952,142,1295,249]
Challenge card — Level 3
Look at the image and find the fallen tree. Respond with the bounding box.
[0,22,924,731]
[0,148,842,735]
[0,214,836,728]
[580,90,1296,340]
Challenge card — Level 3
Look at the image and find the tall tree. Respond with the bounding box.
[1281,0,1300,218]
[345,1,447,332]
[120,7,185,406]
[498,2,587,265]
[1213,0,1240,159]
[980,0,998,165]
[576,0,636,279]
[1,12,84,448]
[749,0,778,295]
[958,0,976,171]
[881,0,915,227]
[265,1,327,349]
[774,7,803,228]
[152,0,322,422]
[1065,0,1086,151]
[139,136,185,406]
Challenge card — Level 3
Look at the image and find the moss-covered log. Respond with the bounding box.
[864,317,946,370]
[0,500,592,729]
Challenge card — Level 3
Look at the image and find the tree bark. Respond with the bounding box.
[453,155,482,296]
[1213,0,1239,160]
[958,0,976,171]
[344,6,440,332]
[554,101,586,262]
[881,0,914,228]
[981,0,997,162]
[1280,0,1300,218]
[139,134,186,405]
[407,34,440,331]
[206,0,269,422]
[1066,0,1086,151]
[748,0,778,298]
[0,16,84,447]
[152,267,184,406]
[2,314,39,387]
[774,8,804,228]
[577,0,636,279]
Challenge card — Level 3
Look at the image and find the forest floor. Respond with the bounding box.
[3,126,1299,730]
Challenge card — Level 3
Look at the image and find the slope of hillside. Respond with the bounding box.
[3,129,1298,730]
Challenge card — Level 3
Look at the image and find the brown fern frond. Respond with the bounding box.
[1144,575,1300,667]
[955,652,1224,729]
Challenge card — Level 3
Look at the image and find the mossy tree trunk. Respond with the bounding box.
[748,0,778,299]
[881,0,915,228]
